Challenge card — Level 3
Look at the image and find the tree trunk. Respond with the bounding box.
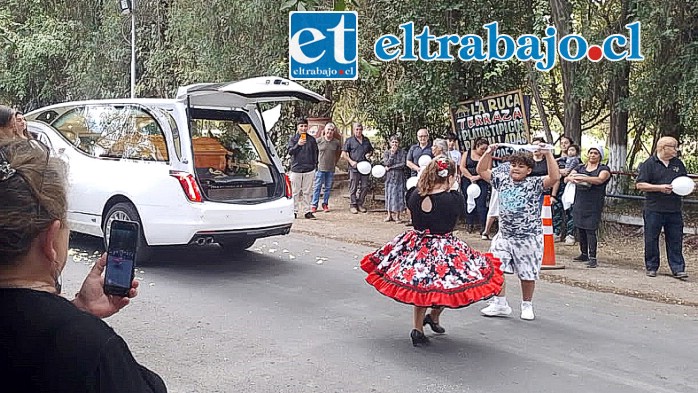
[550,0,582,144]
[527,62,553,143]
[607,0,632,198]
[659,103,683,139]
[627,124,646,170]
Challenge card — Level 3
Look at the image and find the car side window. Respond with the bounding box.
[52,105,169,162]
[153,108,181,160]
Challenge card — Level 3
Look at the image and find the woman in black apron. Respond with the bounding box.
[565,146,611,268]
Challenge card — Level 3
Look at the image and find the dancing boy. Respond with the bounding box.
[476,143,560,320]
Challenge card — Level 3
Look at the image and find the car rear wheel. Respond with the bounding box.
[103,202,153,264]
[219,237,256,252]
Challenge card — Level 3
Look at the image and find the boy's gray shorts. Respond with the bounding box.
[489,233,543,280]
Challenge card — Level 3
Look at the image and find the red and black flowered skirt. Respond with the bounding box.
[361,230,504,309]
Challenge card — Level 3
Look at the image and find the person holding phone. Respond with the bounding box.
[0,139,167,392]
[288,117,319,219]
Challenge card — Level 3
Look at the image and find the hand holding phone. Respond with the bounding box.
[73,254,139,318]
[104,220,139,297]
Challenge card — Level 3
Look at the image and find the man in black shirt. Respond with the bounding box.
[288,118,319,219]
[341,122,374,214]
[636,136,688,279]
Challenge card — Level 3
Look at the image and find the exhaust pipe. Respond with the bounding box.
[195,236,215,246]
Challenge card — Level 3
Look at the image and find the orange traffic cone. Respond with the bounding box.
[541,195,564,270]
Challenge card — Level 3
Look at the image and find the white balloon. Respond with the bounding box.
[371,164,386,178]
[671,176,695,196]
[406,176,419,190]
[466,183,481,198]
[356,161,371,175]
[467,200,476,213]
[418,155,432,167]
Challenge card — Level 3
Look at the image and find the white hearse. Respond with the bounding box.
[26,76,326,262]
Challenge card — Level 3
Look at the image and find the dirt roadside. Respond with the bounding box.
[291,195,698,308]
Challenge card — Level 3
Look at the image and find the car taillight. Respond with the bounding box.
[284,174,292,199]
[170,171,203,203]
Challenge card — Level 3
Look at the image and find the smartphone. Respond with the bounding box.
[103,220,139,297]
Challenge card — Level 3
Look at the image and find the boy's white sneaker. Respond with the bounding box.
[520,302,535,320]
[481,300,512,317]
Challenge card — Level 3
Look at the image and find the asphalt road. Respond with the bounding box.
[62,233,698,393]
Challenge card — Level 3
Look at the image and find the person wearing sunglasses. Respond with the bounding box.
[636,136,689,280]
[0,139,167,392]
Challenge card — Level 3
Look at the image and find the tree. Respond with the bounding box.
[550,0,582,145]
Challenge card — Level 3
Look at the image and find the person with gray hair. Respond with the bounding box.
[431,138,448,157]
[406,128,432,176]
[310,122,341,213]
[341,122,374,214]
[383,135,407,222]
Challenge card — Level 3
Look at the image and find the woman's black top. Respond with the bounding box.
[464,150,478,176]
[0,288,167,393]
[530,157,553,195]
[408,190,466,234]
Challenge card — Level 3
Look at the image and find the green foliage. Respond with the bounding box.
[0,0,696,164]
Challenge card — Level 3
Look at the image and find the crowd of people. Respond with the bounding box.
[289,119,690,278]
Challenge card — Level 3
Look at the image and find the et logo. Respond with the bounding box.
[288,11,358,80]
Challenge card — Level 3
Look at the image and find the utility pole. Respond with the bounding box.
[118,0,136,98]
[130,1,136,98]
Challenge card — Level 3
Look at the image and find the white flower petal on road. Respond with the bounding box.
[304,249,310,253]
[273,241,278,245]
[353,255,358,259]
[135,276,144,280]
[289,255,296,260]
[139,270,145,274]
[316,260,324,265]
[353,266,359,270]
[268,248,277,253]
[149,282,155,286]
[282,249,289,253]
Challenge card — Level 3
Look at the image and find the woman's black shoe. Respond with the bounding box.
[423,314,446,334]
[410,329,430,347]
[573,254,589,262]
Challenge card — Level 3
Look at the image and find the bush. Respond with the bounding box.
[683,155,698,174]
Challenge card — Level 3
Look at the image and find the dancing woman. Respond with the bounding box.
[361,156,504,346]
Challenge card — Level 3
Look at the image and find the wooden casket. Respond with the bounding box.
[192,137,227,171]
